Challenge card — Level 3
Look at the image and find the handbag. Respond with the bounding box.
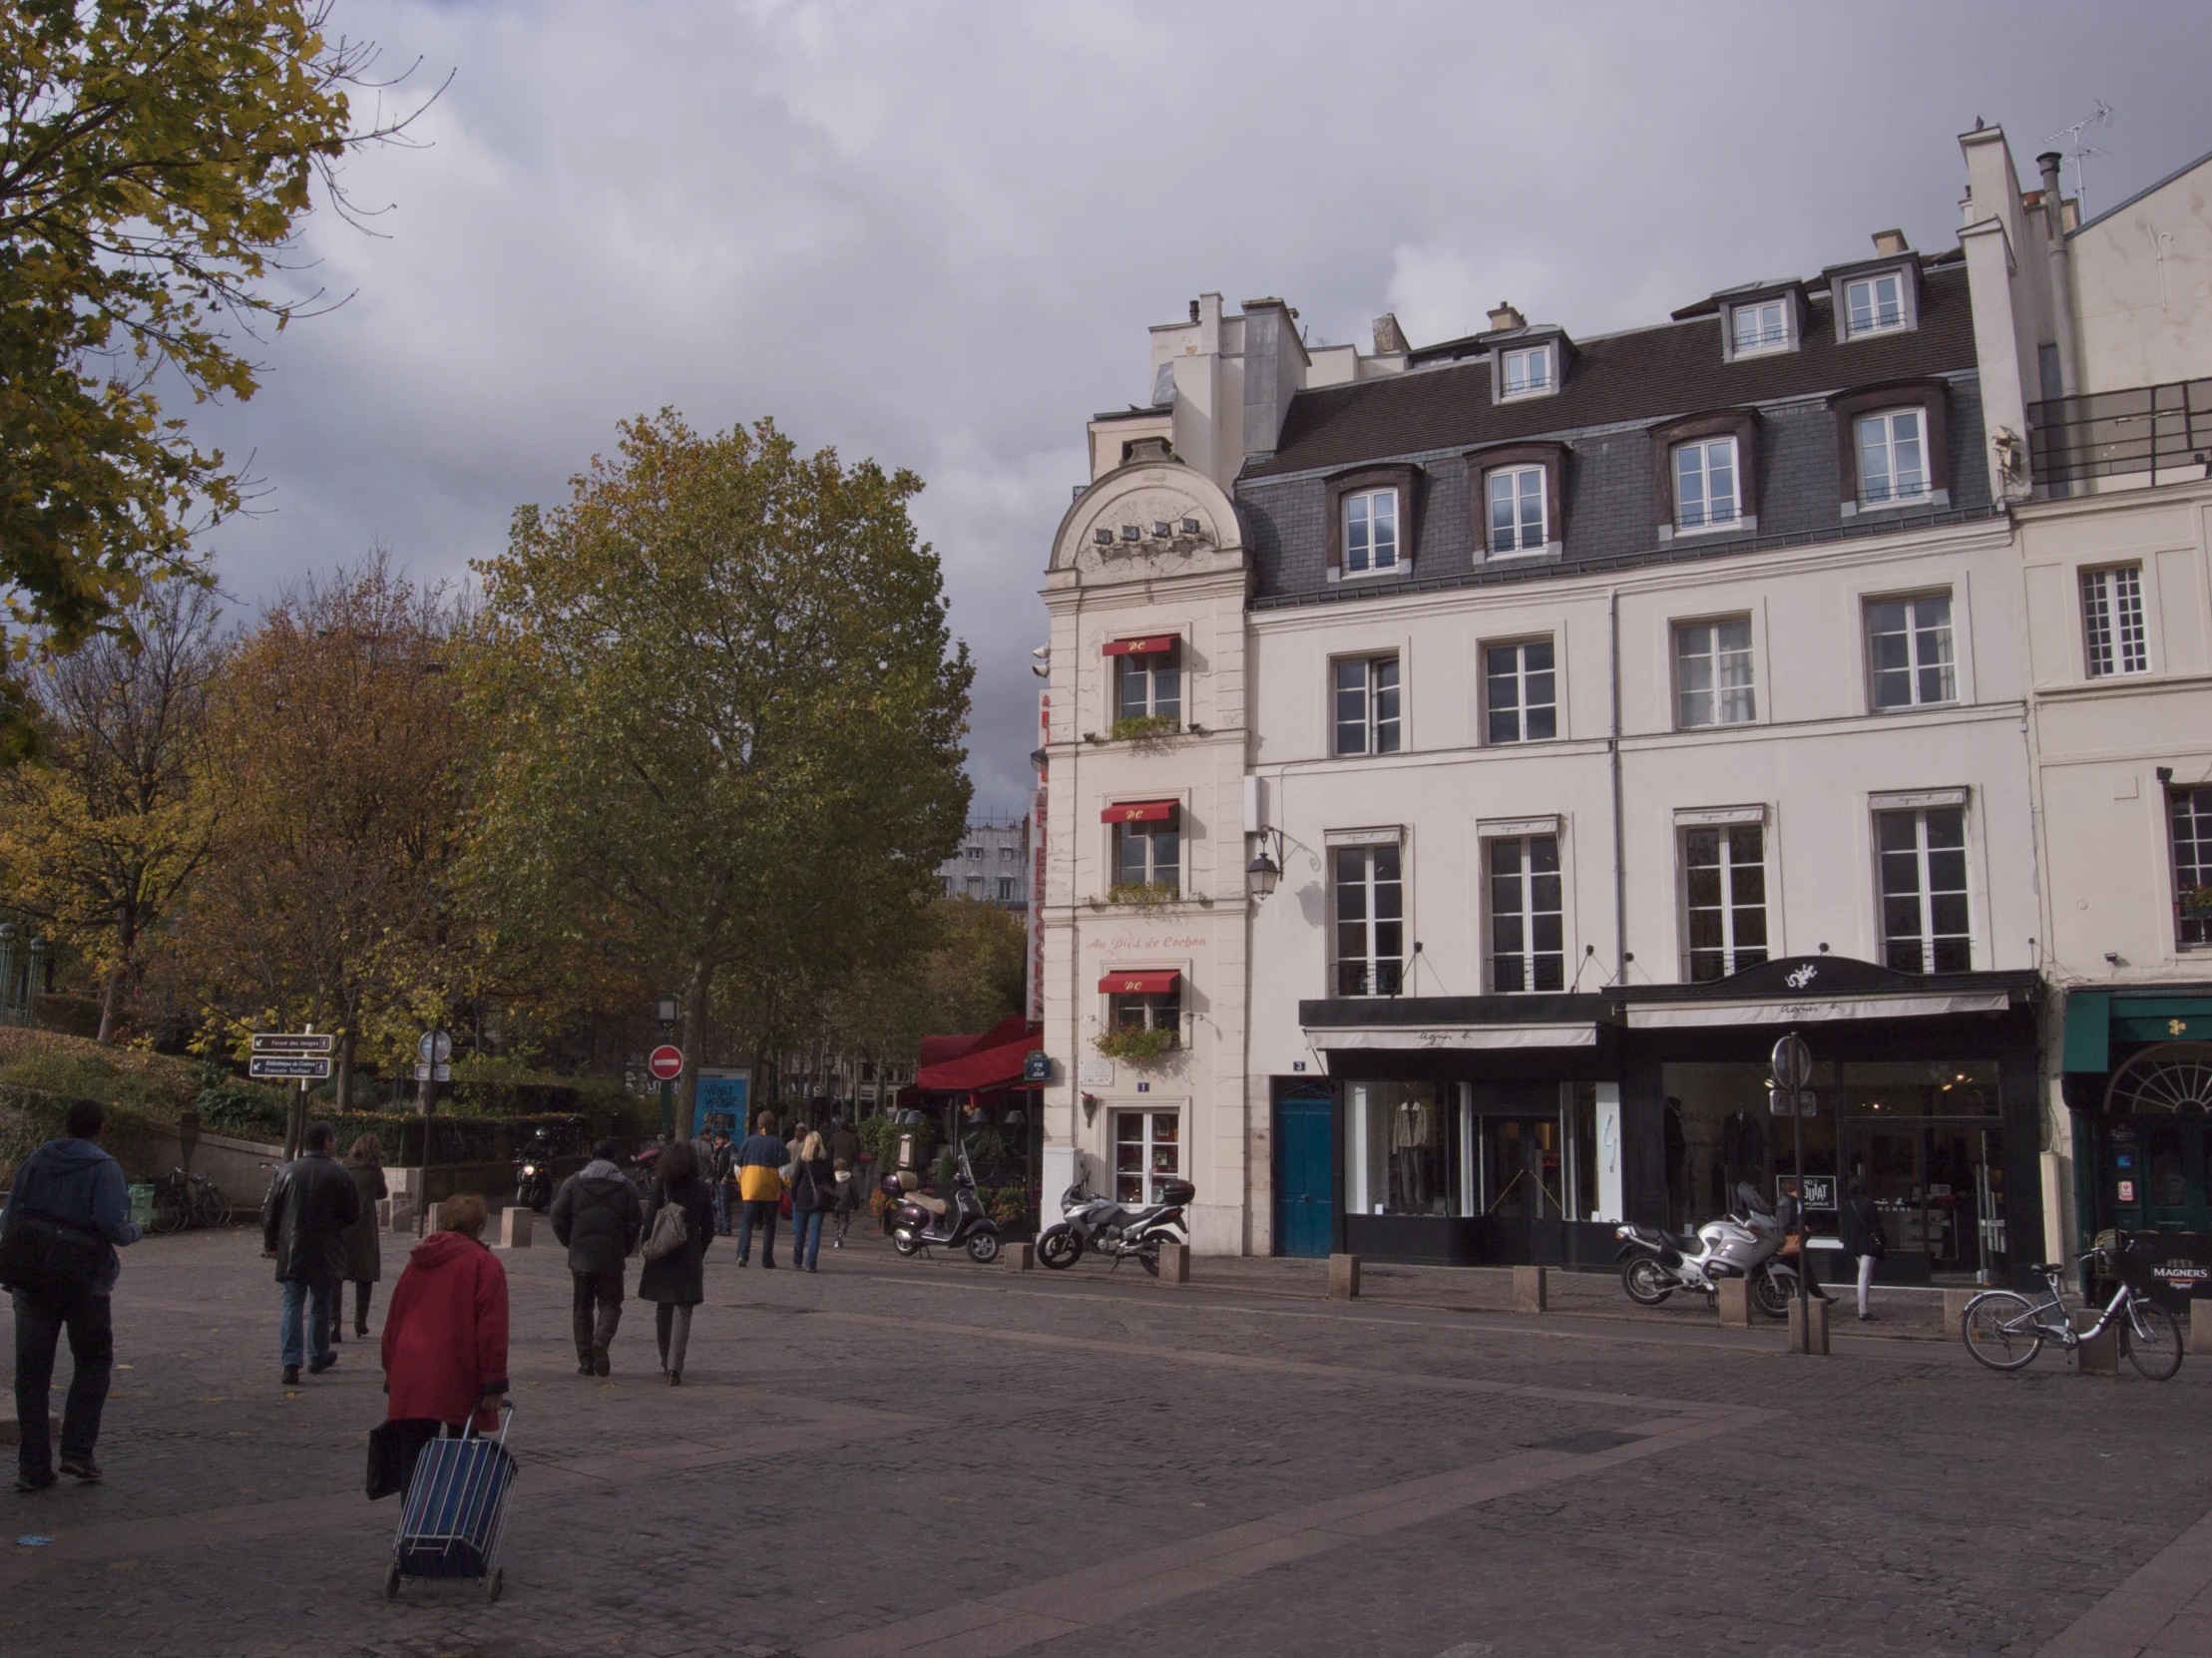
[641,1196,688,1263]
[367,1418,440,1501]
[0,1210,109,1299]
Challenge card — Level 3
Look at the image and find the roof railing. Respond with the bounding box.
[2028,377,2212,497]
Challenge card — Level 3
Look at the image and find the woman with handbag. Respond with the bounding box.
[1838,1177,1888,1322]
[788,1131,835,1273]
[638,1141,715,1385]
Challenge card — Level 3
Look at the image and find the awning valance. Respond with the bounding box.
[1624,991,2010,1030]
[1102,634,1177,657]
[1103,798,1177,824]
[1306,1023,1596,1051]
[1101,970,1180,995]
[915,1014,1043,1091]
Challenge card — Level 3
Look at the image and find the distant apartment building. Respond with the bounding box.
[939,818,1032,915]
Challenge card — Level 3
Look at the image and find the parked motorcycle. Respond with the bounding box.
[1036,1174,1193,1276]
[512,1130,555,1213]
[881,1141,1002,1264]
[1614,1182,1795,1319]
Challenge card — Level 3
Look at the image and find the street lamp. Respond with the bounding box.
[1246,827,1284,900]
[656,993,679,1031]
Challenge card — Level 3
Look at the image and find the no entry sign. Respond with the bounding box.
[649,1044,684,1081]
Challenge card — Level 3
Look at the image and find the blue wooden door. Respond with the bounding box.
[1276,1096,1334,1257]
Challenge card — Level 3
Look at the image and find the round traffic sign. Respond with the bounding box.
[648,1044,684,1081]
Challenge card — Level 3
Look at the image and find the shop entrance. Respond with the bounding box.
[1273,1089,1334,1258]
[2101,1043,2212,1236]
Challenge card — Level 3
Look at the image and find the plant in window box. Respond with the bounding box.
[1093,1024,1176,1064]
[2178,885,2212,918]
[1106,880,1180,909]
[1109,713,1179,745]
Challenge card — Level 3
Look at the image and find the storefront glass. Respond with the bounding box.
[1112,1109,1180,1204]
[1347,1080,1460,1215]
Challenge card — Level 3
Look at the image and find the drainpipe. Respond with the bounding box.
[1608,588,1626,982]
[2037,151,2080,398]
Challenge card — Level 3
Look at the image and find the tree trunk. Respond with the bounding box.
[97,964,126,1045]
[677,955,713,1136]
[335,1028,356,1113]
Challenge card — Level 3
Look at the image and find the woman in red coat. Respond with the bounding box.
[381,1194,509,1433]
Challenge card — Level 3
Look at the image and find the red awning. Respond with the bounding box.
[915,1014,1044,1091]
[1102,634,1177,657]
[1102,798,1177,824]
[1098,970,1180,995]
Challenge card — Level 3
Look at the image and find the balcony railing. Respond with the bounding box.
[2028,378,2212,496]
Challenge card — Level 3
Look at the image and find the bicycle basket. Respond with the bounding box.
[2106,1233,2161,1293]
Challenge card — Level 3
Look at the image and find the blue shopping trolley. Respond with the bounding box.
[383,1402,518,1602]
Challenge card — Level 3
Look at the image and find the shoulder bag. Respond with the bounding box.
[641,1195,688,1263]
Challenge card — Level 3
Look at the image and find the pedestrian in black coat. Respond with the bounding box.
[638,1141,715,1385]
[550,1138,643,1376]
[259,1122,361,1385]
[1838,1178,1888,1322]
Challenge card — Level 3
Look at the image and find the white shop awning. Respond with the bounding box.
[1623,991,2011,1030]
[1303,1023,1599,1051]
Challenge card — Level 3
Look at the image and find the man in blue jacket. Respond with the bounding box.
[3,1098,142,1492]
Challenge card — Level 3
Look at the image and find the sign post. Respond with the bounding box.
[252,1031,333,1159]
[650,1043,684,1138]
[1771,1032,1813,1304]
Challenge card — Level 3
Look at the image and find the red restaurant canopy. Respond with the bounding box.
[1102,634,1177,657]
[1102,798,1177,824]
[915,1013,1044,1092]
[1098,970,1180,995]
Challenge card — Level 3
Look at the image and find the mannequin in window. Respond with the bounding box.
[1389,1091,1436,1210]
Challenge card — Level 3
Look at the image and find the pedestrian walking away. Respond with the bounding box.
[789,1130,835,1271]
[830,1156,859,1248]
[338,1133,388,1343]
[827,1116,862,1176]
[708,1127,735,1236]
[261,1121,361,1385]
[378,1194,510,1497]
[1838,1177,1888,1321]
[1,1098,143,1492]
[638,1141,715,1385]
[734,1110,784,1267]
[548,1138,642,1376]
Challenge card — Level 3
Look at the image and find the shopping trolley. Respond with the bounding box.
[383,1401,518,1602]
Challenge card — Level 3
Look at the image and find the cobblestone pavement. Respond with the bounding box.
[5,1224,2208,1658]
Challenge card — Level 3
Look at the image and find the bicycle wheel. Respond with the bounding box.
[1962,1290,2045,1372]
[2122,1300,2184,1381]
[148,1184,189,1235]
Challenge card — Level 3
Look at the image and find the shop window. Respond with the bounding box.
[1346,1080,1457,1216]
[1115,645,1181,726]
[1484,638,1556,744]
[2081,565,2148,678]
[1112,1109,1181,1205]
[1682,824,1767,982]
[1334,843,1404,997]
[1333,654,1401,755]
[1488,834,1563,992]
[1112,818,1179,896]
[2171,786,2212,947]
[1673,618,1756,728]
[1877,806,1971,973]
[1866,593,1956,709]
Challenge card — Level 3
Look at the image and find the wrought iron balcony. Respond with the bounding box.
[2028,378,2212,497]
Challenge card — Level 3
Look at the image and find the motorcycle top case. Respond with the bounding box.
[394,1433,517,1579]
[1153,1179,1195,1207]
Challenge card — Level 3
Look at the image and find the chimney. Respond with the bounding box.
[1488,302,1527,332]
[2036,152,2065,227]
[1871,228,1909,256]
[1372,312,1409,355]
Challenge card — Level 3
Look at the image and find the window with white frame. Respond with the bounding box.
[1682,824,1768,982]
[1845,271,1906,336]
[1488,835,1563,992]
[1487,466,1548,555]
[1112,818,1179,893]
[2171,787,2212,948]
[1866,593,1957,709]
[1334,843,1404,997]
[1502,345,1552,397]
[1672,437,1741,532]
[1000,846,1020,862]
[1115,647,1180,723]
[1343,489,1400,575]
[1112,1109,1181,1205]
[1333,655,1401,755]
[965,875,985,897]
[1855,408,1929,507]
[1108,989,1179,1040]
[1673,618,1756,728]
[965,845,984,860]
[2081,565,2149,678]
[1877,806,1971,974]
[1731,300,1788,353]
[996,877,1017,901]
[1485,639,1556,744]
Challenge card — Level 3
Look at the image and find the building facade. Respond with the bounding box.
[1035,124,2212,1285]
[938,818,1033,915]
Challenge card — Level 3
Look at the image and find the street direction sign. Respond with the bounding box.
[417,1030,454,1064]
[412,1063,453,1082]
[251,1032,333,1056]
[648,1044,684,1081]
[1768,1086,1817,1117]
[249,1055,332,1080]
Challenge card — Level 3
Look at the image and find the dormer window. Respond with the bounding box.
[1324,465,1418,583]
[1730,300,1789,355]
[1501,344,1553,398]
[1344,489,1399,575]
[1845,271,1906,336]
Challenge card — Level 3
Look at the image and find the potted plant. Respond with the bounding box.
[1109,713,1179,745]
[1106,880,1180,909]
[2179,885,2212,919]
[1094,1024,1175,1064]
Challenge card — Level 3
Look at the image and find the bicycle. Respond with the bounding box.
[1961,1240,2184,1380]
[147,1166,229,1233]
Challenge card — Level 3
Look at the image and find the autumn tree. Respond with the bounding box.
[179,556,465,1140]
[818,895,1027,1081]
[0,582,223,1040]
[466,413,974,1126]
[0,3,434,751]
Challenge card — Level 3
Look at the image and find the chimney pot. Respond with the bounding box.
[1189,299,1200,322]
[1487,302,1526,332]
[1871,228,1909,256]
[1371,312,1409,355]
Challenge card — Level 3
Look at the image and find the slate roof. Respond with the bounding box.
[1245,259,1978,481]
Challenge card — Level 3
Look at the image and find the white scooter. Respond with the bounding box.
[1614,1182,1797,1319]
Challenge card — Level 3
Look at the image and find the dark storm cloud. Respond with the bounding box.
[188,0,2212,811]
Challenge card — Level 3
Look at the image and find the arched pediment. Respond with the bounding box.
[1049,462,1246,582]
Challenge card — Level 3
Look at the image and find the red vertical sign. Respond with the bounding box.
[1027,690,1049,1023]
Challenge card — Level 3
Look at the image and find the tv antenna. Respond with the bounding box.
[2045,101,2112,218]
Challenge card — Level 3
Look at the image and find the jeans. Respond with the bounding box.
[655,1302,694,1376]
[791,1208,824,1269]
[279,1278,338,1370]
[737,1200,778,1265]
[12,1289,113,1478]
[712,1183,732,1236]
[571,1267,624,1362]
[1855,1252,1878,1317]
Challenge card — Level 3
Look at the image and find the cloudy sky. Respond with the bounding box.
[192,0,2212,817]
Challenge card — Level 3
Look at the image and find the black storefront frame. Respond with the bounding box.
[1298,958,2044,1287]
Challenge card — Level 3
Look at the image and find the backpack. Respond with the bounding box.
[0,1209,108,1300]
[641,1193,688,1262]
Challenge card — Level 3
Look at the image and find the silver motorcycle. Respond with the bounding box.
[1614,1182,1797,1320]
[1036,1175,1192,1276]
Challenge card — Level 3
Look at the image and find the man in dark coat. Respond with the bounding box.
[2,1098,142,1491]
[549,1138,643,1377]
[260,1121,361,1386]
[707,1128,735,1236]
[827,1116,862,1175]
